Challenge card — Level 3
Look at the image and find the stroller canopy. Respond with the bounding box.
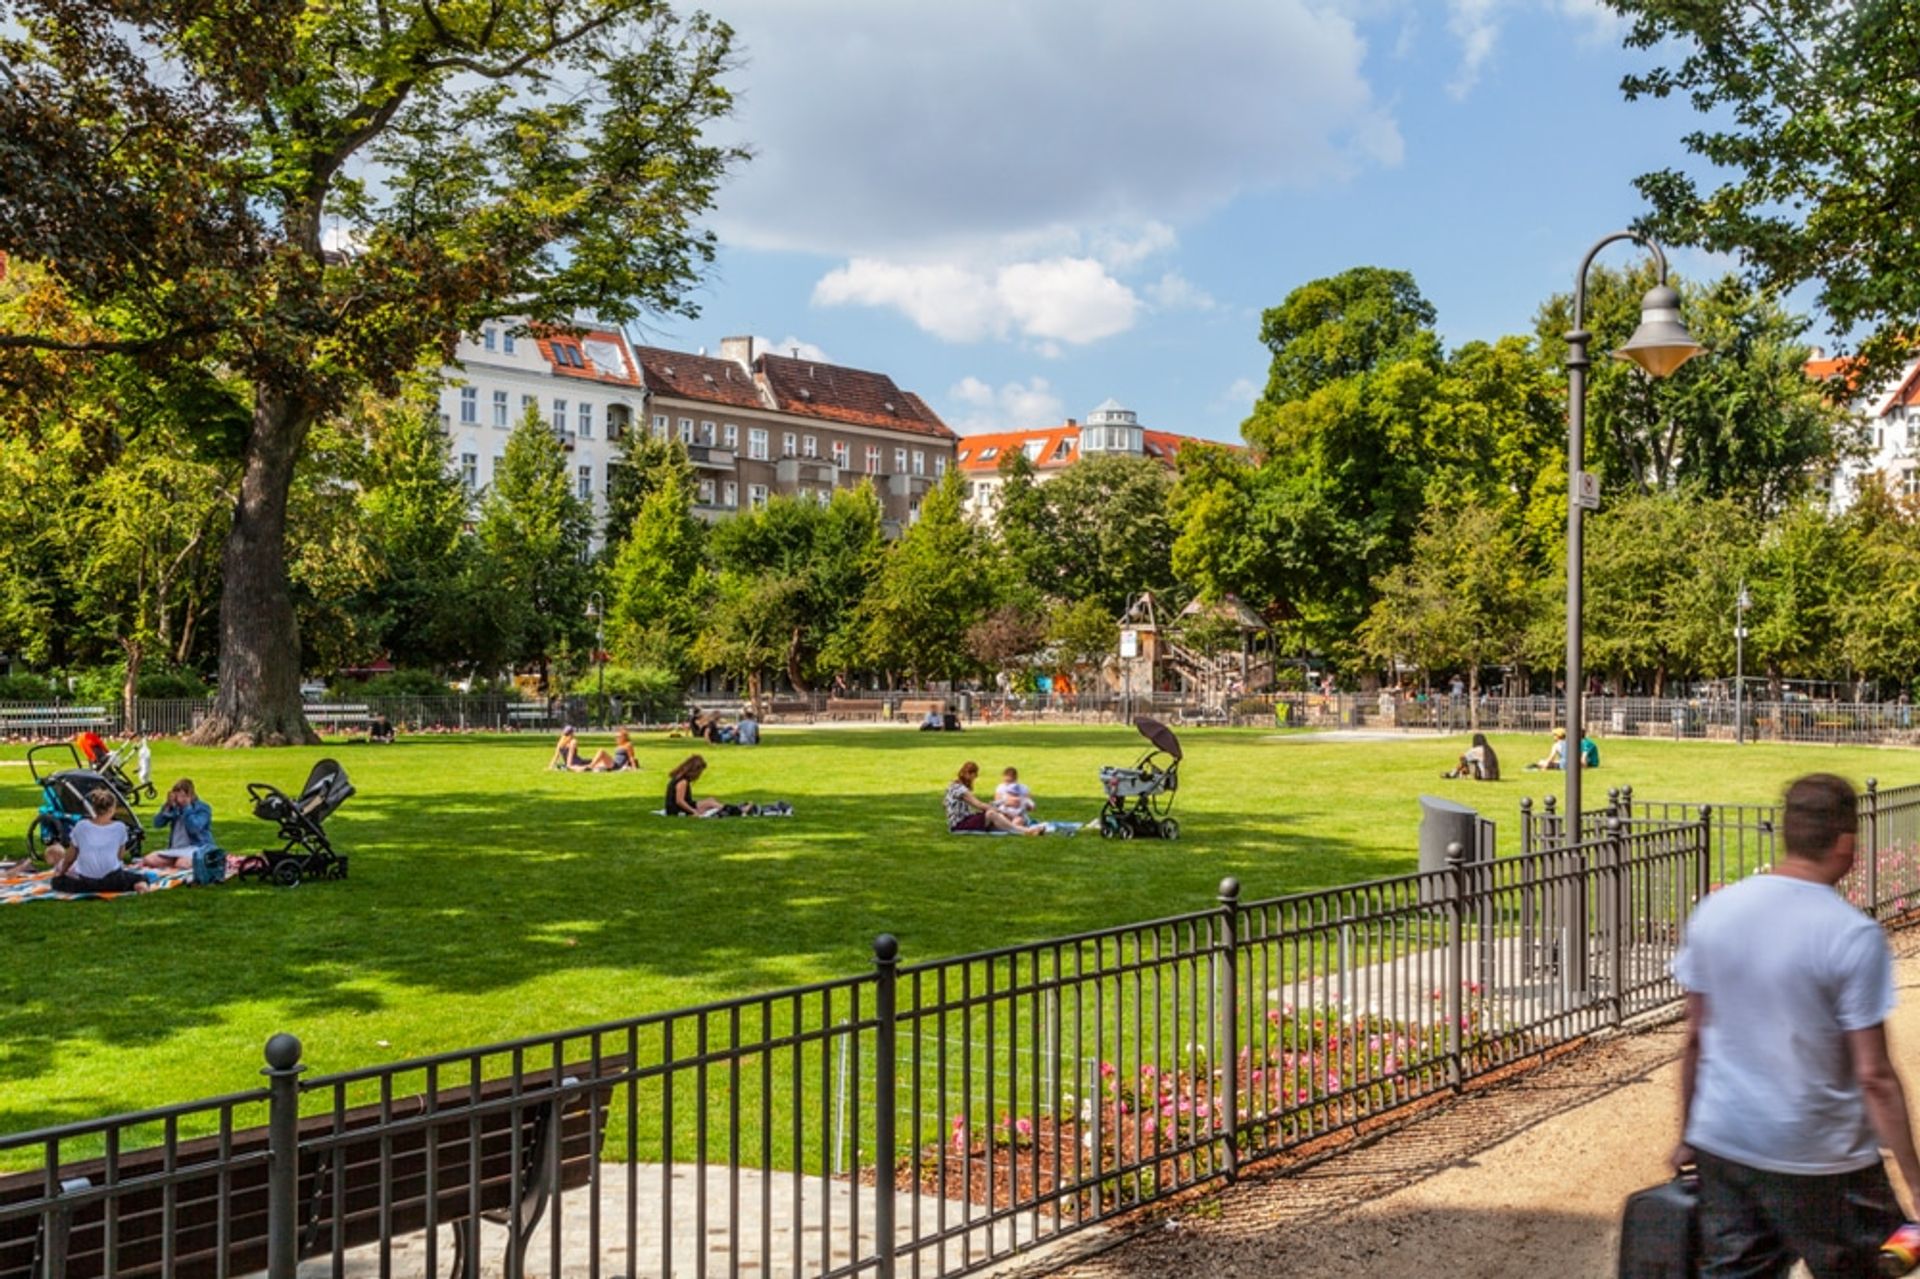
[1133,717,1183,761]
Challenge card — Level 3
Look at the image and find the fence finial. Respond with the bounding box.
[1445,840,1464,867]
[1218,876,1241,904]
[872,934,899,964]
[262,1033,303,1075]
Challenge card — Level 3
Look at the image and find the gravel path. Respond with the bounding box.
[1042,930,1920,1279]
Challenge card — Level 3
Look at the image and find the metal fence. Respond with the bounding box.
[35,785,1906,1278]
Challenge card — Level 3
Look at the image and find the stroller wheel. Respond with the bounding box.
[1159,818,1180,841]
[271,860,303,888]
[1113,822,1133,841]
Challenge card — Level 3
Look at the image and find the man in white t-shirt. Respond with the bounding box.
[1672,773,1920,1274]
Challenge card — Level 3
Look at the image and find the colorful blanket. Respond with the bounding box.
[951,820,1084,837]
[0,866,192,904]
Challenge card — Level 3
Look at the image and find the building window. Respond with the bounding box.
[912,450,925,476]
[749,483,768,508]
[607,406,627,441]
[520,394,537,421]
[492,390,508,428]
[1906,469,1920,499]
[894,447,908,474]
[653,413,670,439]
[908,496,922,524]
[749,428,769,461]
[552,398,567,432]
[832,440,850,468]
[980,447,997,461]
[482,328,496,352]
[460,453,478,490]
[502,332,516,354]
[700,420,715,445]
[678,417,694,444]
[935,456,947,478]
[782,431,798,457]
[577,402,592,438]
[459,386,477,424]
[577,465,592,501]
[724,480,738,508]
[724,423,739,449]
[865,446,881,474]
[699,478,715,505]
[803,435,818,458]
[492,453,504,483]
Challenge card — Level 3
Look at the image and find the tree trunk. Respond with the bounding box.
[785,627,810,694]
[185,390,319,746]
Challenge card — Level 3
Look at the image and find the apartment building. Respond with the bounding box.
[955,398,1220,520]
[631,336,956,531]
[437,320,643,540]
[1811,353,1920,508]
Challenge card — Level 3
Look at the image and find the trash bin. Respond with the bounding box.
[1419,795,1483,904]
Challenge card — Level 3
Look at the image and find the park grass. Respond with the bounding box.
[0,723,1909,1142]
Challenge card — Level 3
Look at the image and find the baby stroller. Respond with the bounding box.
[24,743,147,862]
[1098,717,1183,840]
[96,737,157,805]
[242,758,354,886]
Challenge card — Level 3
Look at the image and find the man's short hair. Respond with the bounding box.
[1782,773,1857,860]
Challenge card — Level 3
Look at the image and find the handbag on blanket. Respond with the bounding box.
[191,847,228,885]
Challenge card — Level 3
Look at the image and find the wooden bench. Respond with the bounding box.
[505,706,553,729]
[303,703,371,732]
[0,1056,626,1279]
[0,706,109,735]
[826,697,885,721]
[898,698,945,721]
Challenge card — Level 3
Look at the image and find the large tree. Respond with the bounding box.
[475,408,596,683]
[0,0,743,742]
[1608,0,1920,384]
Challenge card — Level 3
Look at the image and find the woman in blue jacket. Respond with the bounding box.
[139,779,216,870]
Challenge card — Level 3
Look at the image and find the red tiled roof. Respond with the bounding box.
[531,326,643,388]
[630,345,767,410]
[955,423,1236,474]
[757,354,954,439]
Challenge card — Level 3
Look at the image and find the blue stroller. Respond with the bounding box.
[25,743,146,863]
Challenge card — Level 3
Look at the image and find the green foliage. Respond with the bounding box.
[992,449,1054,591]
[856,475,998,682]
[1360,504,1538,688]
[0,673,56,701]
[1025,454,1175,614]
[603,431,697,556]
[1048,598,1118,674]
[475,407,598,679]
[348,669,451,698]
[1610,0,1920,384]
[598,664,687,721]
[609,463,706,675]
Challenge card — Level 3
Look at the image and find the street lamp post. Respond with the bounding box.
[1734,581,1751,745]
[1563,232,1705,837]
[586,591,605,728]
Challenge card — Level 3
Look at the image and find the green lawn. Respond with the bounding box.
[0,724,1907,1139]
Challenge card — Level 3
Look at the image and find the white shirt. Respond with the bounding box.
[1672,873,1894,1174]
[69,820,130,880]
[994,781,1032,812]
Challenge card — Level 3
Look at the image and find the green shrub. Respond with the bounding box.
[348,668,450,698]
[0,673,56,701]
[598,665,687,722]
[68,665,123,705]
[137,669,209,699]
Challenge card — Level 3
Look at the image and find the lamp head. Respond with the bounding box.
[1613,284,1705,378]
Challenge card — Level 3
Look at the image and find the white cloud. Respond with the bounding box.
[1147,272,1218,313]
[1092,223,1179,271]
[1445,0,1502,98]
[756,334,831,363]
[814,256,1140,347]
[711,0,1402,259]
[944,376,1067,434]
[1216,377,1262,412]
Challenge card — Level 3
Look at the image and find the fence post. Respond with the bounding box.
[1217,877,1241,1183]
[1445,841,1465,1089]
[872,935,899,1279]
[1695,804,1713,909]
[1520,796,1534,858]
[263,1033,306,1279]
[1867,778,1881,917]
[1606,815,1626,1027]
[1543,794,1559,847]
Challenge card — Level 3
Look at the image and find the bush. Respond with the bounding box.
[347,668,450,698]
[137,669,209,699]
[599,665,687,722]
[63,664,209,703]
[0,673,56,701]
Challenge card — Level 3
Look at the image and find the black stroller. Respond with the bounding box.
[25,743,147,862]
[243,758,354,886]
[1097,717,1184,840]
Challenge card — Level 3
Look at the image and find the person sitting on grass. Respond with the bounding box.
[947,762,1043,835]
[138,779,215,870]
[942,705,963,732]
[994,767,1036,819]
[665,755,723,816]
[549,726,586,771]
[1526,728,1568,772]
[734,712,760,745]
[367,714,396,744]
[1580,734,1600,769]
[1443,733,1500,781]
[919,708,942,732]
[49,788,149,893]
[582,728,639,772]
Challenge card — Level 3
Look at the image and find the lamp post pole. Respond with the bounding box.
[1734,582,1750,745]
[587,590,605,728]
[1562,231,1704,839]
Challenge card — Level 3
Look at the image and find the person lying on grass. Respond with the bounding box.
[947,762,1044,835]
[139,778,214,870]
[49,787,150,894]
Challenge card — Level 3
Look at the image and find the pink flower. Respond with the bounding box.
[1099,1061,1116,1078]
[1015,1117,1033,1138]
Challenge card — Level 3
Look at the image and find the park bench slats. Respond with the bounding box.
[0,1056,625,1279]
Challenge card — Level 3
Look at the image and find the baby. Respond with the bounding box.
[993,767,1035,820]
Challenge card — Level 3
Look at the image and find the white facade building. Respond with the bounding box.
[1813,355,1920,509]
[436,319,644,543]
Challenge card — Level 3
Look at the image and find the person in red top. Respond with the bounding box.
[74,728,107,766]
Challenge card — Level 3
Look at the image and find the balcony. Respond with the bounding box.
[553,428,576,452]
[686,444,737,470]
[886,472,932,498]
[777,457,838,487]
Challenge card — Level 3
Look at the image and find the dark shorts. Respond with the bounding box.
[950,813,988,832]
[1695,1147,1902,1278]
[51,869,145,894]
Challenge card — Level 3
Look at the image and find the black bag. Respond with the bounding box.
[1618,1171,1699,1278]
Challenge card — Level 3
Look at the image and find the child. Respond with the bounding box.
[50,787,148,893]
[994,767,1036,820]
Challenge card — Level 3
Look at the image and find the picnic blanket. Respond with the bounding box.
[951,820,1084,837]
[0,866,192,904]
[651,806,794,818]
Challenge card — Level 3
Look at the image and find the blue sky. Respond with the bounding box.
[628,0,1725,443]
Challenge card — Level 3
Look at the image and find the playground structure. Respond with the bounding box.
[1113,591,1274,710]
